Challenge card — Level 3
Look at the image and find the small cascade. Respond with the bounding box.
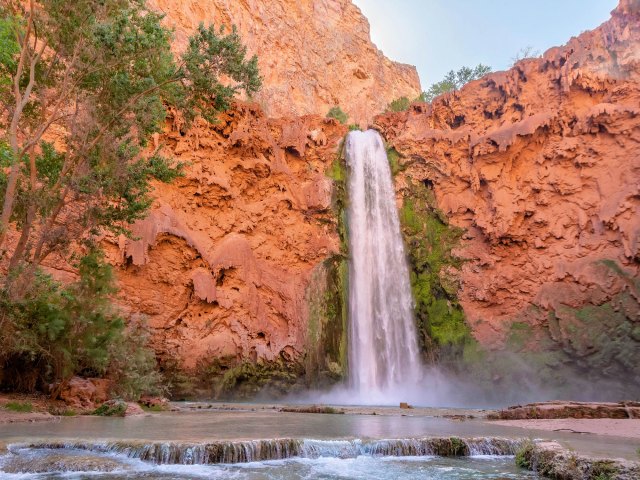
[12,439,303,465]
[10,437,525,466]
[345,130,422,400]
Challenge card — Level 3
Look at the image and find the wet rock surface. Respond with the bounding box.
[518,441,640,480]
[1,449,126,473]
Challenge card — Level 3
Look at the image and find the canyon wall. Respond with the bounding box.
[103,105,346,394]
[377,1,640,385]
[106,0,639,396]
[148,0,421,124]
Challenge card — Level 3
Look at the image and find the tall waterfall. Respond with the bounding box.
[345,130,422,400]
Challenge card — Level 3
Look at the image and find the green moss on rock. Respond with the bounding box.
[305,255,348,386]
[195,355,306,400]
[399,179,475,363]
[303,141,350,388]
[387,147,404,176]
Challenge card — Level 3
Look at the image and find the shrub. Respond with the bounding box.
[107,321,167,401]
[93,399,128,417]
[386,96,411,113]
[0,250,164,399]
[510,46,541,66]
[515,441,535,469]
[327,106,348,124]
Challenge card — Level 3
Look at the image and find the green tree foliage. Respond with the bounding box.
[420,64,491,103]
[0,0,262,279]
[386,96,411,113]
[0,250,162,399]
[181,24,261,123]
[0,0,261,396]
[326,106,348,124]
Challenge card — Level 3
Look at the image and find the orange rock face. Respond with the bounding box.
[104,104,345,372]
[376,2,640,354]
[147,0,421,124]
[57,377,110,411]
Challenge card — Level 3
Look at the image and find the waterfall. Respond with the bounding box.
[345,130,422,401]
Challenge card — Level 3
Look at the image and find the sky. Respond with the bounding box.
[352,0,619,88]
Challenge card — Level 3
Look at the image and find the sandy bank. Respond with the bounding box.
[489,418,640,439]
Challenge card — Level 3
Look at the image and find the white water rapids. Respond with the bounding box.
[345,130,423,402]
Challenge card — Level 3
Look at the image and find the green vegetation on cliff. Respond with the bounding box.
[421,64,491,103]
[304,143,349,386]
[399,178,473,363]
[386,147,405,176]
[326,106,349,124]
[386,96,411,113]
[305,255,348,387]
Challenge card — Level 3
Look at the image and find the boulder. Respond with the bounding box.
[57,377,110,411]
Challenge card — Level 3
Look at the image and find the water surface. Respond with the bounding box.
[2,409,638,459]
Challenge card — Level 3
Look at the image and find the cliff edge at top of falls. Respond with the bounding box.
[147,0,421,124]
[376,0,640,358]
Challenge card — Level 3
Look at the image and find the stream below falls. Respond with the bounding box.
[2,408,639,479]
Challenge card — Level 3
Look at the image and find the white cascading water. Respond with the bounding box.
[345,130,422,402]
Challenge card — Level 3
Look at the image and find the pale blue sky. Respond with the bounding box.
[352,0,619,88]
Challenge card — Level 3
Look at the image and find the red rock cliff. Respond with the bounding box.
[147,0,421,124]
[377,1,640,359]
[103,105,345,382]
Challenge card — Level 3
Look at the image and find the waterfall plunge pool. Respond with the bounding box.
[2,408,639,478]
[0,450,535,479]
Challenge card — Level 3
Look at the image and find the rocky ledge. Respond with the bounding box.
[488,401,640,420]
[517,441,640,480]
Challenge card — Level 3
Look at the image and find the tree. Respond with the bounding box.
[0,0,262,291]
[421,64,491,103]
[0,0,261,396]
[510,45,541,66]
[0,248,164,398]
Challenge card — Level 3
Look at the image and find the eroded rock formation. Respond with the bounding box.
[376,1,640,379]
[43,0,639,398]
[147,0,421,123]
[103,104,345,386]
